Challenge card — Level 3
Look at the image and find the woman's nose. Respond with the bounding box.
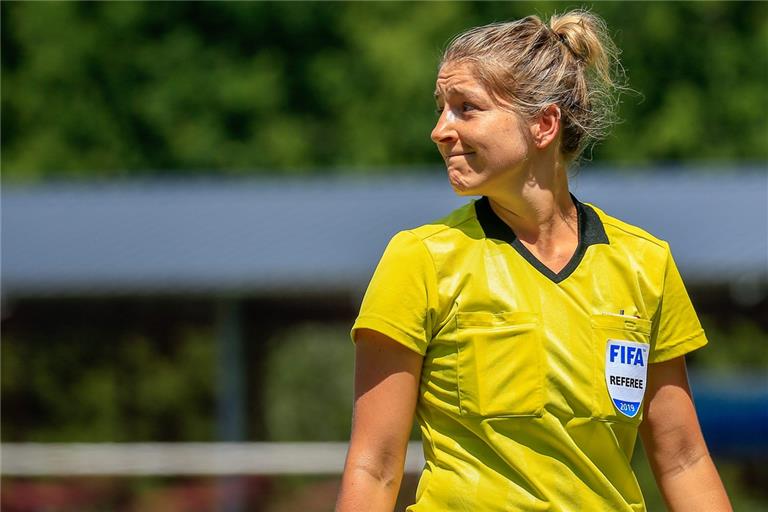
[431,110,457,145]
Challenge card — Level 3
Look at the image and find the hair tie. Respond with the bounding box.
[548,25,580,61]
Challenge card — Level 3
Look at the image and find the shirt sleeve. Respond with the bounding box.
[649,244,708,363]
[351,230,439,356]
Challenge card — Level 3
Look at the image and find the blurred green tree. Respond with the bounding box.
[1,323,216,442]
[263,324,354,441]
[2,1,766,181]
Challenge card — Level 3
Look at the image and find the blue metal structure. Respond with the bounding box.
[2,170,766,298]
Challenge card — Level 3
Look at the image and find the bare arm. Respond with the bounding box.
[639,356,732,511]
[336,329,424,512]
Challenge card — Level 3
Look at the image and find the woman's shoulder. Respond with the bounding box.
[585,201,670,253]
[404,199,482,242]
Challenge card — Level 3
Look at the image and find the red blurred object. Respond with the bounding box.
[1,476,274,512]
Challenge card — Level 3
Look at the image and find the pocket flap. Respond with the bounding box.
[591,314,652,336]
[457,311,538,328]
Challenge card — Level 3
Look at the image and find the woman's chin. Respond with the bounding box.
[448,169,481,196]
[451,186,479,197]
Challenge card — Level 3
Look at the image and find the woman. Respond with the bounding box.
[336,10,732,512]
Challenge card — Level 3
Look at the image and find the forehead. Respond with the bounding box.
[434,61,486,98]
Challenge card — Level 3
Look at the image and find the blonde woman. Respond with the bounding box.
[337,10,731,512]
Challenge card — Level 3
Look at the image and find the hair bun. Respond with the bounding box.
[550,10,612,81]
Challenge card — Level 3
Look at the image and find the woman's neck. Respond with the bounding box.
[487,159,577,245]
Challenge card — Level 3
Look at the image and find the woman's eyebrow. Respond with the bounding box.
[435,85,482,100]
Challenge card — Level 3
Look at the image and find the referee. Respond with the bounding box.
[337,10,732,512]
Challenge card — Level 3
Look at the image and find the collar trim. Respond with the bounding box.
[474,195,609,283]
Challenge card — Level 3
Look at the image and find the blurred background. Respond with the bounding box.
[1,1,766,511]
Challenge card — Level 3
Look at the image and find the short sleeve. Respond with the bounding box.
[351,231,439,356]
[650,245,708,363]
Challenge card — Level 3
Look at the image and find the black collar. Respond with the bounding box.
[474,195,609,283]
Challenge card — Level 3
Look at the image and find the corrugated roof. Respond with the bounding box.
[2,170,766,297]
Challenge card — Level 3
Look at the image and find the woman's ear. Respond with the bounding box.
[530,104,561,149]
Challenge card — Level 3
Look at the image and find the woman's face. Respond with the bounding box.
[431,61,532,196]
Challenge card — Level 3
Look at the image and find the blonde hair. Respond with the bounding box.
[441,10,625,161]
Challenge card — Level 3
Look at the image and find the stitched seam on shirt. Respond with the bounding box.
[601,220,667,249]
[411,208,479,240]
[404,230,441,346]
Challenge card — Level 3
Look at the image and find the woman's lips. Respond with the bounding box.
[446,152,474,158]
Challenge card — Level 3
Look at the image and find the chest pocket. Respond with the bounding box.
[591,314,652,424]
[455,311,544,417]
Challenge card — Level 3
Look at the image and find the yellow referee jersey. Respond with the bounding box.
[351,196,707,511]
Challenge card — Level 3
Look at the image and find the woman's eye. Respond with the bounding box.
[434,103,477,117]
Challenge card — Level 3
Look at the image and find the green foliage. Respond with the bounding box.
[1,324,216,442]
[2,2,766,181]
[695,315,768,369]
[595,2,768,166]
[263,323,354,441]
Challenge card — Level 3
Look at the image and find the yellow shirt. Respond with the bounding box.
[352,196,707,511]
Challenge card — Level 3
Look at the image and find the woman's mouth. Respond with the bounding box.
[446,151,474,159]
